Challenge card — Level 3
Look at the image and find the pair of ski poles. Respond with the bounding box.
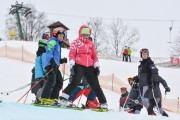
[17,63,69,103]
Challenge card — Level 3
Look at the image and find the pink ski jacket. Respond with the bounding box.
[69,25,98,67]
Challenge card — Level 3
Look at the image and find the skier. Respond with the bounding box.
[40,28,65,105]
[119,86,129,110]
[69,76,99,109]
[133,48,170,116]
[122,46,128,62]
[31,33,49,103]
[127,47,132,62]
[59,25,107,109]
[127,77,143,114]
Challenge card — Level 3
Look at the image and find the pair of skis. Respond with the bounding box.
[33,103,108,112]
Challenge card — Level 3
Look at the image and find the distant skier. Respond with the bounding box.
[127,47,132,62]
[122,46,128,62]
[59,25,108,109]
[31,33,49,103]
[133,48,170,116]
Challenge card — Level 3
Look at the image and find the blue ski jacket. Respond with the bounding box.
[35,53,46,79]
[44,36,62,68]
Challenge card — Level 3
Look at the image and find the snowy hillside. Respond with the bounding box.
[0,58,180,120]
[0,41,180,120]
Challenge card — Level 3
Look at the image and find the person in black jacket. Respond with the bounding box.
[127,77,143,114]
[133,48,170,116]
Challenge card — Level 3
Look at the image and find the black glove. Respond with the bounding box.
[36,47,46,56]
[133,75,139,83]
[165,87,170,92]
[95,68,100,77]
[70,65,75,76]
[50,59,58,68]
[60,57,67,64]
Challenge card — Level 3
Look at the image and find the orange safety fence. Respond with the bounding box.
[0,44,180,114]
[162,97,180,114]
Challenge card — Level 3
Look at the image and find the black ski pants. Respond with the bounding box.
[41,66,63,99]
[63,64,107,104]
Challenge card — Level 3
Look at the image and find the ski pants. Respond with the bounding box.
[62,64,107,104]
[41,66,63,99]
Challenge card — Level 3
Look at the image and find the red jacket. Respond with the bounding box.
[69,25,98,67]
[123,49,128,55]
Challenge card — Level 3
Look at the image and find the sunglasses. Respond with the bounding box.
[120,88,127,91]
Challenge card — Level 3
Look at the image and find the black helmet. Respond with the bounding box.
[140,48,149,58]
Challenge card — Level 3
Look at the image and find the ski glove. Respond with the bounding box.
[95,68,100,77]
[94,61,100,68]
[134,99,139,104]
[50,59,58,68]
[69,60,75,76]
[69,60,75,69]
[133,75,139,83]
[70,66,75,76]
[165,87,170,92]
[60,57,67,64]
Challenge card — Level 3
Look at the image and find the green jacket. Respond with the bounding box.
[128,48,132,55]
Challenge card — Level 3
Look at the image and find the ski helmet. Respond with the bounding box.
[42,33,50,40]
[127,77,133,83]
[120,86,127,91]
[140,48,149,58]
[53,27,65,38]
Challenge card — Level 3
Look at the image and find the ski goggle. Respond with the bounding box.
[57,30,65,36]
[81,28,90,35]
[140,48,149,53]
[120,87,127,91]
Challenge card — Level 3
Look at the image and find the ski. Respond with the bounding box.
[33,103,109,112]
[91,108,109,112]
[33,103,84,111]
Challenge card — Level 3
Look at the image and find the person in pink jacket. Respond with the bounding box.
[59,25,107,109]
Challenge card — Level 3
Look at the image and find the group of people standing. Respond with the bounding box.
[122,46,131,62]
[119,48,170,117]
[31,24,171,116]
[31,25,107,109]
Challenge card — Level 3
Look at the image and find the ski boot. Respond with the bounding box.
[58,97,76,108]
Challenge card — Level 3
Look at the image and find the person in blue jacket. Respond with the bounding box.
[40,28,65,105]
[31,33,49,103]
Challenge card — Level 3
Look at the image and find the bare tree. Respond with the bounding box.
[87,18,107,54]
[108,19,140,56]
[5,3,49,41]
[171,30,180,56]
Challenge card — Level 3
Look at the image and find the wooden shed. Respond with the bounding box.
[48,21,70,48]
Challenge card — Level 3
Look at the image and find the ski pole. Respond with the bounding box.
[17,68,53,103]
[23,92,29,104]
[152,88,160,116]
[77,89,86,107]
[62,63,65,80]
[1,83,31,95]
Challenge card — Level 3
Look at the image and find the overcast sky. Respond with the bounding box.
[1,0,180,57]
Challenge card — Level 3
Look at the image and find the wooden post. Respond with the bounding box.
[5,42,7,57]
[178,97,179,113]
[22,44,23,61]
[112,73,114,91]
